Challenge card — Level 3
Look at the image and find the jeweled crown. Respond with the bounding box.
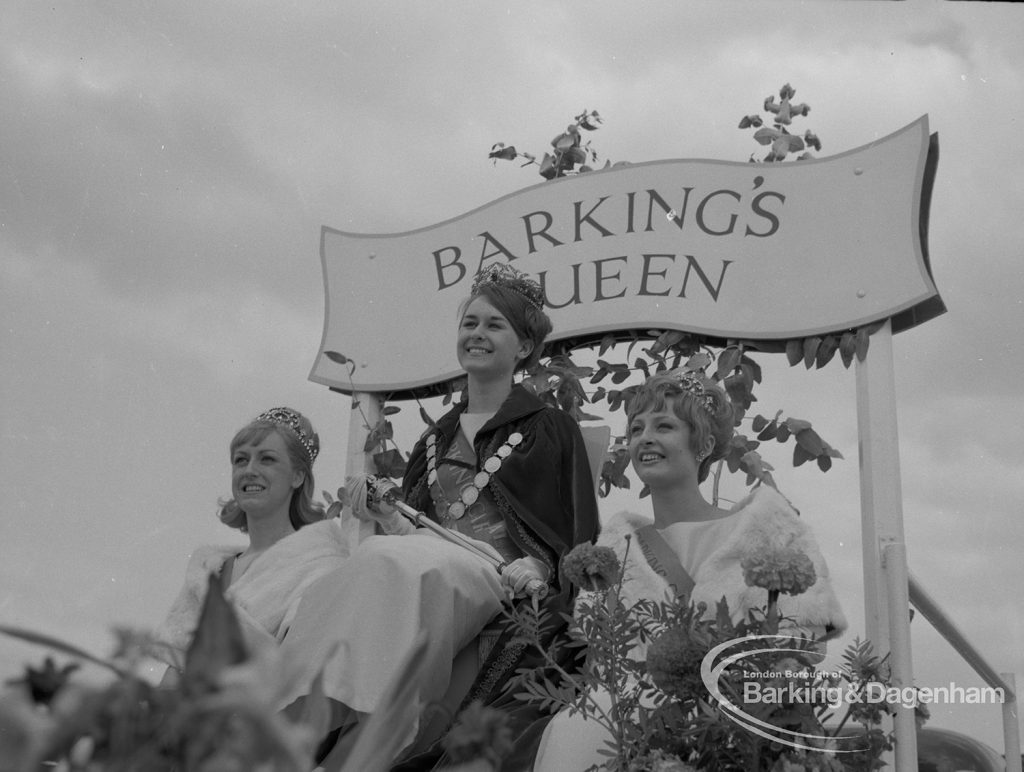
[256,407,319,462]
[669,369,716,415]
[471,263,544,310]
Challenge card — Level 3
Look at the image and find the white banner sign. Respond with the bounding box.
[310,116,940,394]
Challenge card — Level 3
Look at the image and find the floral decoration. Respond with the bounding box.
[501,541,912,771]
[741,548,818,597]
[561,543,623,592]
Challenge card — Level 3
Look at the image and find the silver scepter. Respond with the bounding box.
[365,474,548,600]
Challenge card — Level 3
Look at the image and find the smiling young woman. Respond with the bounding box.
[156,408,347,683]
[228,429,304,564]
[532,371,847,770]
[276,264,601,770]
[455,296,532,386]
[625,369,731,526]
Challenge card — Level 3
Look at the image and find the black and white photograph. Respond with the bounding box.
[2,2,1021,770]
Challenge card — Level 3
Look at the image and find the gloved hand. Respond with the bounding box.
[346,473,413,535]
[501,556,549,597]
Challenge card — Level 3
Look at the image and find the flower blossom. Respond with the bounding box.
[741,548,817,596]
[560,543,621,591]
[644,627,706,700]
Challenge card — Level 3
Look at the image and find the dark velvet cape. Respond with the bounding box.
[394,385,600,771]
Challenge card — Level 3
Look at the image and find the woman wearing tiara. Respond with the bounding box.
[277,263,601,769]
[531,370,847,770]
[157,407,347,682]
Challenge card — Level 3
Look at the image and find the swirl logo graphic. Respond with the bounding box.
[699,635,871,753]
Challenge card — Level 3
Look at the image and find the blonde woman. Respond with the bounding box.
[533,371,846,770]
[158,408,347,681]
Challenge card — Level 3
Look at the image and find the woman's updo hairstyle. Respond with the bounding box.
[626,370,734,483]
[219,407,326,532]
[461,263,552,373]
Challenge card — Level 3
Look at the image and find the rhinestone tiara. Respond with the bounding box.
[471,263,544,310]
[669,369,716,415]
[256,407,319,462]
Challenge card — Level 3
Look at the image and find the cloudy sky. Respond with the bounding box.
[2,0,1021,753]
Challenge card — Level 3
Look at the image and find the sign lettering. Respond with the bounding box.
[311,116,940,395]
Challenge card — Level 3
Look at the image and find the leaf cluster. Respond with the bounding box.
[323,349,411,479]
[490,108,606,179]
[739,83,821,163]
[547,329,854,496]
[0,576,326,772]
[502,567,902,771]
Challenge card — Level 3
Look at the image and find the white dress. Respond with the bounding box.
[157,518,349,665]
[274,529,507,750]
[532,485,847,771]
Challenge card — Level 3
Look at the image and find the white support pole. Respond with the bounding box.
[1002,672,1021,772]
[882,542,919,769]
[855,320,916,769]
[343,391,383,550]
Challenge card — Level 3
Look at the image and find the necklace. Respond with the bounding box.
[426,430,524,521]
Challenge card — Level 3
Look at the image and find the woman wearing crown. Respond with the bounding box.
[157,408,347,681]
[276,264,601,769]
[531,370,847,770]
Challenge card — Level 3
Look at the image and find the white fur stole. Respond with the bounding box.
[596,485,847,637]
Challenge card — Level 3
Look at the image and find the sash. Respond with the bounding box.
[633,525,696,598]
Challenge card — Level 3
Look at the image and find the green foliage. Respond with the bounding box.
[490,108,605,179]
[0,575,327,771]
[738,82,819,163]
[324,349,410,479]
[502,542,903,771]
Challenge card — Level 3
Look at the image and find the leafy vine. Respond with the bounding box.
[489,108,604,179]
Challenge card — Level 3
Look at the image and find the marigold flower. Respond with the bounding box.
[560,543,622,591]
[741,548,817,596]
[442,701,513,765]
[644,627,706,700]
